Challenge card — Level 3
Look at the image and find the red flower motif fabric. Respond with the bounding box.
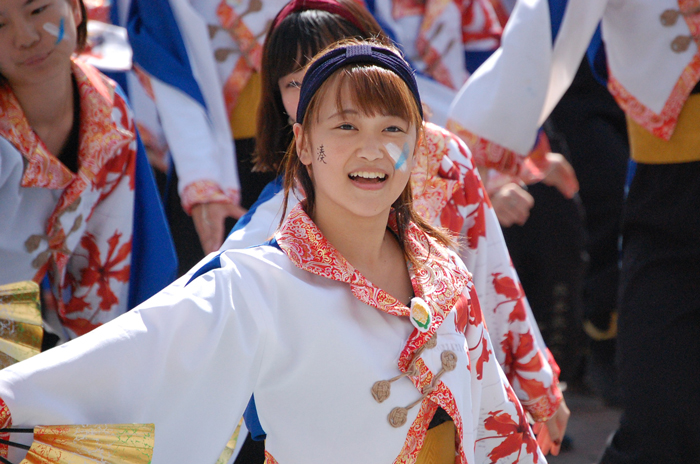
[383,0,502,90]
[412,123,562,421]
[0,59,138,339]
[481,386,540,463]
[0,397,11,458]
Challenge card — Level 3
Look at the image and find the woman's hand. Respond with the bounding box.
[191,202,247,254]
[490,183,535,227]
[541,152,579,199]
[533,399,571,456]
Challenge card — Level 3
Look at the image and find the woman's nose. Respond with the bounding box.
[14,20,41,49]
[357,136,385,161]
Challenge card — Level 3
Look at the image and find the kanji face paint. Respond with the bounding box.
[43,17,65,45]
[386,142,410,171]
[317,145,327,164]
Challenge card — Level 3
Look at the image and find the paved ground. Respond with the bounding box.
[545,390,622,464]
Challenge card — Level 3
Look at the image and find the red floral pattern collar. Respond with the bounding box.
[0,59,134,190]
[276,203,471,359]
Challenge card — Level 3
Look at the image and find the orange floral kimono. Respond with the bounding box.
[0,59,174,341]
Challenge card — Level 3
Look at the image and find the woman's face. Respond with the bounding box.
[278,68,306,122]
[293,77,417,223]
[0,0,81,87]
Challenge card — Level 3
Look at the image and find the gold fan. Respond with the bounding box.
[215,419,244,464]
[0,423,154,464]
[0,281,42,368]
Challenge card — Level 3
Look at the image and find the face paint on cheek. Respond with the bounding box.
[317,145,327,164]
[386,142,410,171]
[43,17,65,45]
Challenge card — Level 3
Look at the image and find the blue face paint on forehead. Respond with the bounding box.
[296,44,423,125]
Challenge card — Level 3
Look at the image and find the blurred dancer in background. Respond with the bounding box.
[448,1,700,462]
[0,0,176,346]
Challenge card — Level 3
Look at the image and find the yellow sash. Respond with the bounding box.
[415,421,456,464]
[628,93,700,164]
[229,72,261,140]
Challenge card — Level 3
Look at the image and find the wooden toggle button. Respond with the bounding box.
[371,364,419,403]
[672,35,693,53]
[661,6,700,26]
[441,351,457,371]
[389,407,409,428]
[661,9,680,26]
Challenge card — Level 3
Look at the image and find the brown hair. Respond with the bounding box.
[281,41,456,264]
[253,0,390,174]
[75,0,89,52]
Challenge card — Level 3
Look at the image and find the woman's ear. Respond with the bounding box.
[293,123,313,166]
[70,0,83,26]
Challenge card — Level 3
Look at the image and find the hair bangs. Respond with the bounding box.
[337,65,422,129]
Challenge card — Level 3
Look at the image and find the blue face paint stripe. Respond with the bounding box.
[55,17,65,44]
[394,142,409,170]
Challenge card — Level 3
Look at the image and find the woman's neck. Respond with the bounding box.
[313,204,413,305]
[11,65,75,155]
[313,205,390,269]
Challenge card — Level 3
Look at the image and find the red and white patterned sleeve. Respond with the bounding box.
[0,397,10,458]
[146,72,241,214]
[463,287,545,463]
[446,120,554,185]
[412,123,562,421]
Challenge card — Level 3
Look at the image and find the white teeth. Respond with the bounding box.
[349,171,387,180]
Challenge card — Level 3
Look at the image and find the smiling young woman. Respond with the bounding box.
[287,47,426,311]
[217,1,567,459]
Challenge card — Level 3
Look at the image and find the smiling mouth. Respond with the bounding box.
[22,51,51,66]
[349,171,387,183]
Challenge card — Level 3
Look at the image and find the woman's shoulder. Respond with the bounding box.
[420,122,473,162]
[71,59,131,114]
[404,219,471,277]
[217,240,296,275]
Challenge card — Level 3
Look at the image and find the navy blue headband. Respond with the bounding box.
[296,44,423,124]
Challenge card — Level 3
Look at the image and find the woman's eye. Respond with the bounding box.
[338,123,355,130]
[32,5,49,15]
[385,126,405,133]
[287,81,301,89]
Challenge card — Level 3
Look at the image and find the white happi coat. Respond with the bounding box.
[0,205,544,464]
[221,122,562,422]
[447,0,700,172]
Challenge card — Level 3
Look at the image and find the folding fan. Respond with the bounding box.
[215,419,243,464]
[0,281,42,369]
[0,423,154,464]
